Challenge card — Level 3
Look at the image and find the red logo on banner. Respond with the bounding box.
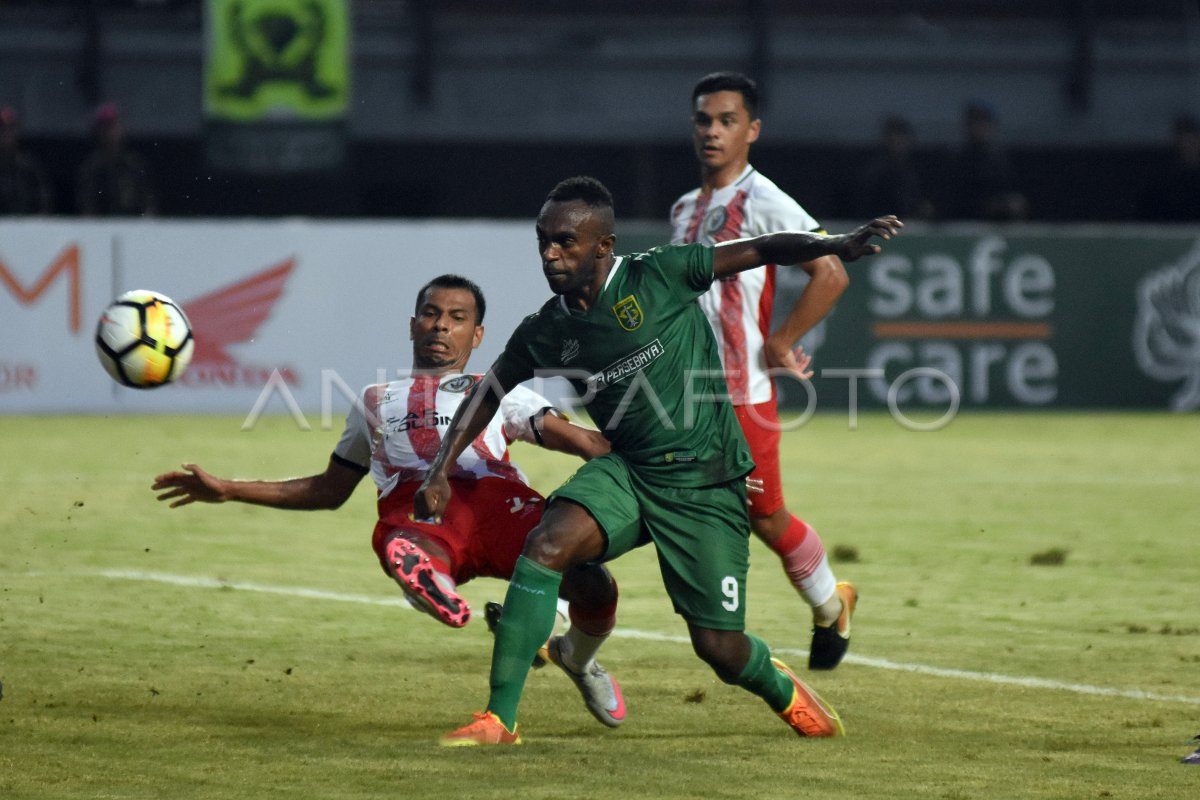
[178,258,300,387]
[0,244,81,332]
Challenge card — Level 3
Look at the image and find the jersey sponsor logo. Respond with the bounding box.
[561,338,581,364]
[586,338,665,392]
[439,374,477,393]
[702,206,729,240]
[385,409,452,433]
[612,294,644,331]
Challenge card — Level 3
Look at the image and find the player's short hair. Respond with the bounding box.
[545,175,614,213]
[692,71,759,119]
[416,274,486,325]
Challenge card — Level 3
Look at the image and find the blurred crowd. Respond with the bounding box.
[2,98,1198,223]
[854,102,1028,223]
[1,103,156,217]
[850,101,1200,224]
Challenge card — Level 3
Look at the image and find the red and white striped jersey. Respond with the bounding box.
[669,165,820,405]
[333,374,553,499]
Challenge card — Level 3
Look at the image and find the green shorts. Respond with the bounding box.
[549,453,751,630]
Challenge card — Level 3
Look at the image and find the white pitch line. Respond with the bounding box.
[30,569,1200,708]
[611,629,1200,706]
[810,653,1200,706]
[94,569,413,607]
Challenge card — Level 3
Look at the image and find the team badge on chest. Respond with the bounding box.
[702,206,729,240]
[612,294,644,331]
[440,375,477,393]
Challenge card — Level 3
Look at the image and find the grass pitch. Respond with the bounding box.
[2,411,1198,799]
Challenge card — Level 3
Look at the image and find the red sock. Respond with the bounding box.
[766,516,836,608]
[765,513,811,557]
[568,579,618,637]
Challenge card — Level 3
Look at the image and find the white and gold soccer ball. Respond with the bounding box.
[94,290,194,389]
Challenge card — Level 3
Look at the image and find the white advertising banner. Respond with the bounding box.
[0,219,557,417]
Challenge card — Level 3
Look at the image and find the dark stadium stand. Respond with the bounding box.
[1,1,1196,220]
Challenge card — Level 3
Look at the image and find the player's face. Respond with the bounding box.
[692,90,760,183]
[535,200,615,299]
[409,287,484,373]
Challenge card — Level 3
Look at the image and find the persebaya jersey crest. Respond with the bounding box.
[612,294,644,331]
[440,375,477,393]
[702,206,729,239]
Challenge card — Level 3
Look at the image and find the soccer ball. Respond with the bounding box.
[95,290,194,389]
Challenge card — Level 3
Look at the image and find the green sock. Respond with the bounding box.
[734,633,794,713]
[486,556,563,729]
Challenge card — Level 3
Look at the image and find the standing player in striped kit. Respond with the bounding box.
[670,72,856,670]
[152,274,626,728]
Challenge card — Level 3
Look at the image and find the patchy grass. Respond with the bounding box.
[2,412,1199,799]
[1030,547,1070,566]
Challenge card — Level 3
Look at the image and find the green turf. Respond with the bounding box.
[2,412,1198,799]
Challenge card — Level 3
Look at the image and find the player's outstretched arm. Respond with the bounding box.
[538,413,611,461]
[152,458,363,511]
[712,215,903,278]
[152,463,227,506]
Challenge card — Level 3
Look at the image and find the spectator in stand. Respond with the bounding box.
[76,102,158,216]
[945,100,1028,221]
[856,115,934,220]
[0,106,53,215]
[1137,114,1200,222]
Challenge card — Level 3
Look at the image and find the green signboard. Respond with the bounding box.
[205,0,349,121]
[772,228,1200,413]
[624,223,1200,413]
[204,0,350,172]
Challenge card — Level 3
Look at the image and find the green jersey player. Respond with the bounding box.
[416,176,901,746]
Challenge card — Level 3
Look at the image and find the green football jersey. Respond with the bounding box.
[496,243,755,487]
